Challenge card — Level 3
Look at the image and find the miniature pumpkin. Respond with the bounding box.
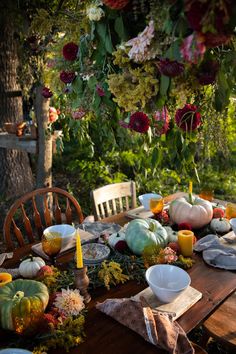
[19,255,45,278]
[213,207,225,218]
[0,279,49,333]
[164,226,178,242]
[210,218,231,234]
[0,273,12,287]
[108,231,126,248]
[169,195,213,229]
[125,218,169,255]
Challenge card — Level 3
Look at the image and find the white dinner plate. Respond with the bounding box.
[0,349,32,354]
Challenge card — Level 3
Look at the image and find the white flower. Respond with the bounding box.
[54,288,85,317]
[86,5,104,21]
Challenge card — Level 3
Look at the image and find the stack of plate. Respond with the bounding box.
[82,243,110,266]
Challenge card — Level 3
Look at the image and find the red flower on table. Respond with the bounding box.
[60,71,76,84]
[62,42,78,61]
[175,104,201,132]
[129,112,150,133]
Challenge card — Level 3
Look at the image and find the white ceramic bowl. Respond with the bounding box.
[145,264,191,303]
[230,218,236,234]
[43,224,76,247]
[0,350,32,354]
[138,193,162,211]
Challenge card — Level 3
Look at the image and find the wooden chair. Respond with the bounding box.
[201,292,236,352]
[3,187,84,251]
[91,181,137,221]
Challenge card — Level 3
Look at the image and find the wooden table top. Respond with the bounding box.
[2,192,236,354]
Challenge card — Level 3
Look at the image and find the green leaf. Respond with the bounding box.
[93,94,101,110]
[165,40,182,61]
[87,76,98,91]
[114,16,127,41]
[151,147,162,167]
[160,75,170,96]
[72,76,83,94]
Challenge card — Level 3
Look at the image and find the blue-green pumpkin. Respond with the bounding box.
[125,218,169,255]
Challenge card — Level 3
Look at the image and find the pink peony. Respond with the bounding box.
[48,107,59,123]
[128,112,150,133]
[175,104,201,132]
[62,42,78,61]
[60,71,76,84]
[153,107,170,135]
[180,33,206,64]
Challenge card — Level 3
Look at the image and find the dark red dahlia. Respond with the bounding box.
[102,0,130,10]
[202,32,232,48]
[129,112,150,133]
[197,60,219,85]
[59,71,76,84]
[175,104,201,132]
[62,42,78,61]
[42,86,53,98]
[157,58,184,77]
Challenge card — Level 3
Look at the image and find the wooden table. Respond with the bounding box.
[2,192,236,354]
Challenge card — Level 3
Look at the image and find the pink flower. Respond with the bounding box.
[48,107,59,123]
[128,112,150,133]
[163,247,178,263]
[60,71,76,84]
[153,107,170,135]
[180,33,206,64]
[96,84,105,97]
[71,108,86,120]
[175,104,201,132]
[62,42,78,61]
[42,86,53,98]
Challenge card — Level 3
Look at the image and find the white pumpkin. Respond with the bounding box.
[210,218,231,234]
[19,256,45,278]
[164,226,178,242]
[108,231,126,248]
[169,195,213,229]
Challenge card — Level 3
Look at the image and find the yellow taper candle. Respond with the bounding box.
[76,231,83,268]
[178,230,194,257]
[189,181,193,194]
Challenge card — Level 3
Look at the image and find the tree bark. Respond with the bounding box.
[34,85,52,189]
[0,1,34,199]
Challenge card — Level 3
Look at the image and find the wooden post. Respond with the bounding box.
[34,85,52,189]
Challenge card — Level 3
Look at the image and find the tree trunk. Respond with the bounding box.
[0,1,34,199]
[34,85,52,189]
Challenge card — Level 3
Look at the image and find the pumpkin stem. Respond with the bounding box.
[189,192,193,204]
[13,291,25,301]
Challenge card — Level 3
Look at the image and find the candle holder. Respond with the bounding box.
[73,266,91,304]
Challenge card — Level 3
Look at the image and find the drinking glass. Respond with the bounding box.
[42,231,62,264]
[199,190,214,202]
[149,196,164,217]
[225,203,236,220]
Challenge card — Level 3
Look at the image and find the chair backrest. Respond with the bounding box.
[3,187,84,251]
[91,181,137,221]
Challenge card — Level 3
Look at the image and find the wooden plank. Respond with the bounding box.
[0,132,37,153]
[133,286,202,321]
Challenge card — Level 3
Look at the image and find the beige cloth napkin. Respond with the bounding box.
[96,297,194,354]
[31,229,97,259]
[0,252,13,266]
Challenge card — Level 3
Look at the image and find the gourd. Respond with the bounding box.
[164,226,178,242]
[169,195,213,229]
[0,279,49,333]
[108,231,126,248]
[0,273,12,287]
[210,218,231,234]
[19,256,45,279]
[125,218,168,255]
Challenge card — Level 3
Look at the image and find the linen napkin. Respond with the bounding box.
[78,221,121,237]
[31,228,97,260]
[194,234,236,269]
[0,267,20,278]
[96,297,194,354]
[0,252,13,266]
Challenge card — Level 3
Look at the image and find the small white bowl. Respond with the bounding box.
[43,224,76,247]
[145,264,191,303]
[230,218,236,234]
[138,193,162,211]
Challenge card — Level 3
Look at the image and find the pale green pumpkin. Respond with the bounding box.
[0,279,49,333]
[125,218,169,255]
